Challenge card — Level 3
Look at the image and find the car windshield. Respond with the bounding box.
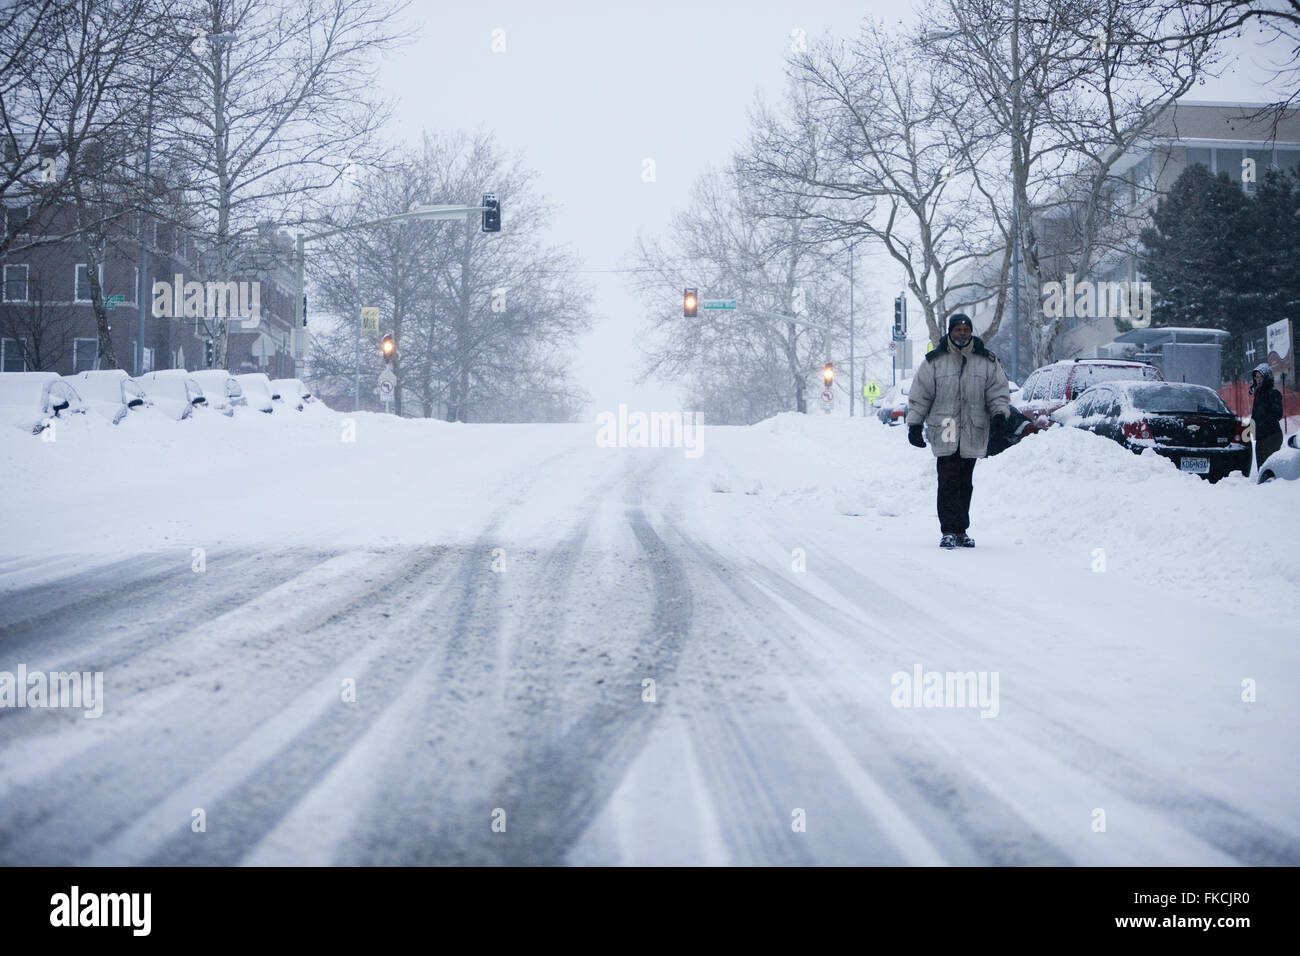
[1072,364,1158,390]
[1126,384,1229,414]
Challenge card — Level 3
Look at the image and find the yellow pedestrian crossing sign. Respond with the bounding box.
[863,380,881,404]
[360,306,379,336]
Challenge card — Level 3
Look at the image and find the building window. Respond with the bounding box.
[1185,147,1212,171]
[1244,148,1271,193]
[1276,150,1300,176]
[73,337,98,372]
[1129,154,1154,207]
[75,263,103,302]
[1,337,25,371]
[2,263,28,302]
[3,204,30,239]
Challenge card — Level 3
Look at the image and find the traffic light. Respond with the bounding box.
[380,332,396,362]
[823,362,835,386]
[481,193,500,233]
[302,294,308,327]
[204,338,214,367]
[893,295,907,338]
[683,287,698,318]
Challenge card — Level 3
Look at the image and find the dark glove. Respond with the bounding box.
[908,424,926,448]
[992,411,1009,436]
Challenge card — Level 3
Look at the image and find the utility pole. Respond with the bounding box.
[1010,0,1022,384]
[1011,202,1020,383]
[849,245,856,418]
[291,201,499,413]
[354,245,361,412]
[135,67,154,376]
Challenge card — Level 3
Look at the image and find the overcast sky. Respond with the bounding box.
[374,0,1291,415]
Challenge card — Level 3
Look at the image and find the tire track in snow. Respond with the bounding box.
[171,436,619,865]
[757,539,1300,865]
[0,546,447,864]
[348,457,659,865]
[0,549,342,677]
[465,503,693,866]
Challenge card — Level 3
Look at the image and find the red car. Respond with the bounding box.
[1015,359,1164,434]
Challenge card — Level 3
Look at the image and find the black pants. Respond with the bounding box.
[936,452,976,535]
[1255,431,1283,470]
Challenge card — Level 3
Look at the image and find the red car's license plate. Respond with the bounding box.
[1179,457,1210,473]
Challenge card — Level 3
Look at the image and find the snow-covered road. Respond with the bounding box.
[1,409,1297,864]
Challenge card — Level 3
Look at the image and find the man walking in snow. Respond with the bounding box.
[906,313,1011,549]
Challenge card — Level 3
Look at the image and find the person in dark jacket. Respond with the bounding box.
[905,313,1011,549]
[1250,363,1285,471]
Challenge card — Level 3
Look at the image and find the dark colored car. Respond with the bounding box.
[1051,381,1251,482]
[1016,359,1163,434]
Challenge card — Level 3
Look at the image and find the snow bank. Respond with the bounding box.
[700,412,1299,604]
[2,404,1295,607]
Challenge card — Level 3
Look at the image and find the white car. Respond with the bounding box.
[63,369,150,424]
[0,371,86,434]
[136,370,206,420]
[190,370,244,415]
[1257,433,1300,483]
[270,377,315,410]
[234,373,275,413]
[876,377,913,425]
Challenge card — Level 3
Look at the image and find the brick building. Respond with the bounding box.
[2,194,301,379]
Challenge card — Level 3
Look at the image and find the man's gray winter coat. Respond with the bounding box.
[905,335,1012,459]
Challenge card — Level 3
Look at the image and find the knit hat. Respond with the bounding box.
[947,313,973,332]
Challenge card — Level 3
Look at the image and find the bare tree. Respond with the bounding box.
[0,266,81,370]
[309,132,590,422]
[157,0,410,367]
[742,22,1003,346]
[1,0,175,259]
[917,0,1215,364]
[629,166,852,422]
[1120,1,1300,119]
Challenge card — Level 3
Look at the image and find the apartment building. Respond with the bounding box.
[1,196,301,379]
[959,100,1300,374]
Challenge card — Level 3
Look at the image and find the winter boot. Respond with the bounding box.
[956,533,975,548]
[939,534,958,549]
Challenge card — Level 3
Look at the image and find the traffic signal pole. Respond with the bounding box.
[354,247,361,412]
[291,200,499,406]
[849,248,855,418]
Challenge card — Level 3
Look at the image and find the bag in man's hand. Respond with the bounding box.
[987,407,1032,457]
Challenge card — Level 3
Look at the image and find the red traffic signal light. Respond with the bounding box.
[380,333,396,360]
[683,287,698,318]
[822,363,834,386]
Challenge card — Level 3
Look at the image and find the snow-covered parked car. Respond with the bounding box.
[270,377,315,410]
[234,372,275,413]
[136,370,206,420]
[876,377,913,425]
[0,372,86,434]
[1017,359,1163,435]
[1256,433,1300,484]
[1051,381,1250,482]
[63,369,150,424]
[190,371,243,415]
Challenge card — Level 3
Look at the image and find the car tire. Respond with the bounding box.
[1259,470,1275,483]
